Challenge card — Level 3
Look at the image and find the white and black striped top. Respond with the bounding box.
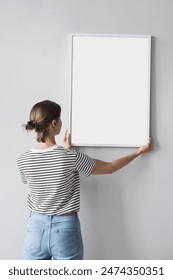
[17,145,96,215]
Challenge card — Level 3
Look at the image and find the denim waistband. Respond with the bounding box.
[29,211,78,222]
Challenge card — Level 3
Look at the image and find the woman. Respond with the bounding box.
[17,100,152,260]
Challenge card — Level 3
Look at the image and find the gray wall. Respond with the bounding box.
[0,0,173,259]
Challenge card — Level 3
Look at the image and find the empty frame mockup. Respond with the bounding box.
[70,35,151,147]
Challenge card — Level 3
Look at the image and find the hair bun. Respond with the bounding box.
[25,120,36,131]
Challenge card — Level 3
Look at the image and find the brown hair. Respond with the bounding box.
[25,100,61,142]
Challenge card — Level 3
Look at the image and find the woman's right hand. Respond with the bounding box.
[138,137,152,154]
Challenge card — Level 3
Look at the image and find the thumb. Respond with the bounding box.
[64,129,68,140]
[63,129,72,149]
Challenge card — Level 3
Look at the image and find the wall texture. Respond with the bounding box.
[0,0,173,259]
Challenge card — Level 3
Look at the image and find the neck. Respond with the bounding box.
[36,136,56,149]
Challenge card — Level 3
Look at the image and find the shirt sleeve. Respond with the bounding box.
[18,168,27,184]
[17,157,28,184]
[74,151,96,177]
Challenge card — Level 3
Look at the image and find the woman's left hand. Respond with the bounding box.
[63,129,72,150]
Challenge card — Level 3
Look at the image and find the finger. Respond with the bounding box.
[67,131,71,143]
[64,129,68,140]
[145,138,152,152]
[148,137,152,148]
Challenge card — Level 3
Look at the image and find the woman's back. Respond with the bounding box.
[17,145,95,215]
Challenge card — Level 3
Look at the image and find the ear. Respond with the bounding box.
[51,119,57,128]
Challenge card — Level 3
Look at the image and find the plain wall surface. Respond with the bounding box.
[0,0,173,259]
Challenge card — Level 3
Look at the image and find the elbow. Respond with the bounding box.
[108,165,114,174]
[108,163,119,174]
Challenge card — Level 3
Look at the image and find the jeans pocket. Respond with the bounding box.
[57,228,82,258]
[24,229,44,255]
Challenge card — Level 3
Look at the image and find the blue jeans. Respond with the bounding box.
[23,211,84,260]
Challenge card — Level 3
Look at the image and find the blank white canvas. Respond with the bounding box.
[70,35,151,147]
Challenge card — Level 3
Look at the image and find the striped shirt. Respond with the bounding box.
[17,145,96,215]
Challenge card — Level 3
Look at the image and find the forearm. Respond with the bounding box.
[92,138,152,175]
[92,149,142,175]
[109,149,142,174]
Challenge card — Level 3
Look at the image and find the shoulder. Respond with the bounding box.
[54,146,78,156]
[54,146,93,163]
[17,149,31,159]
[17,149,32,165]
